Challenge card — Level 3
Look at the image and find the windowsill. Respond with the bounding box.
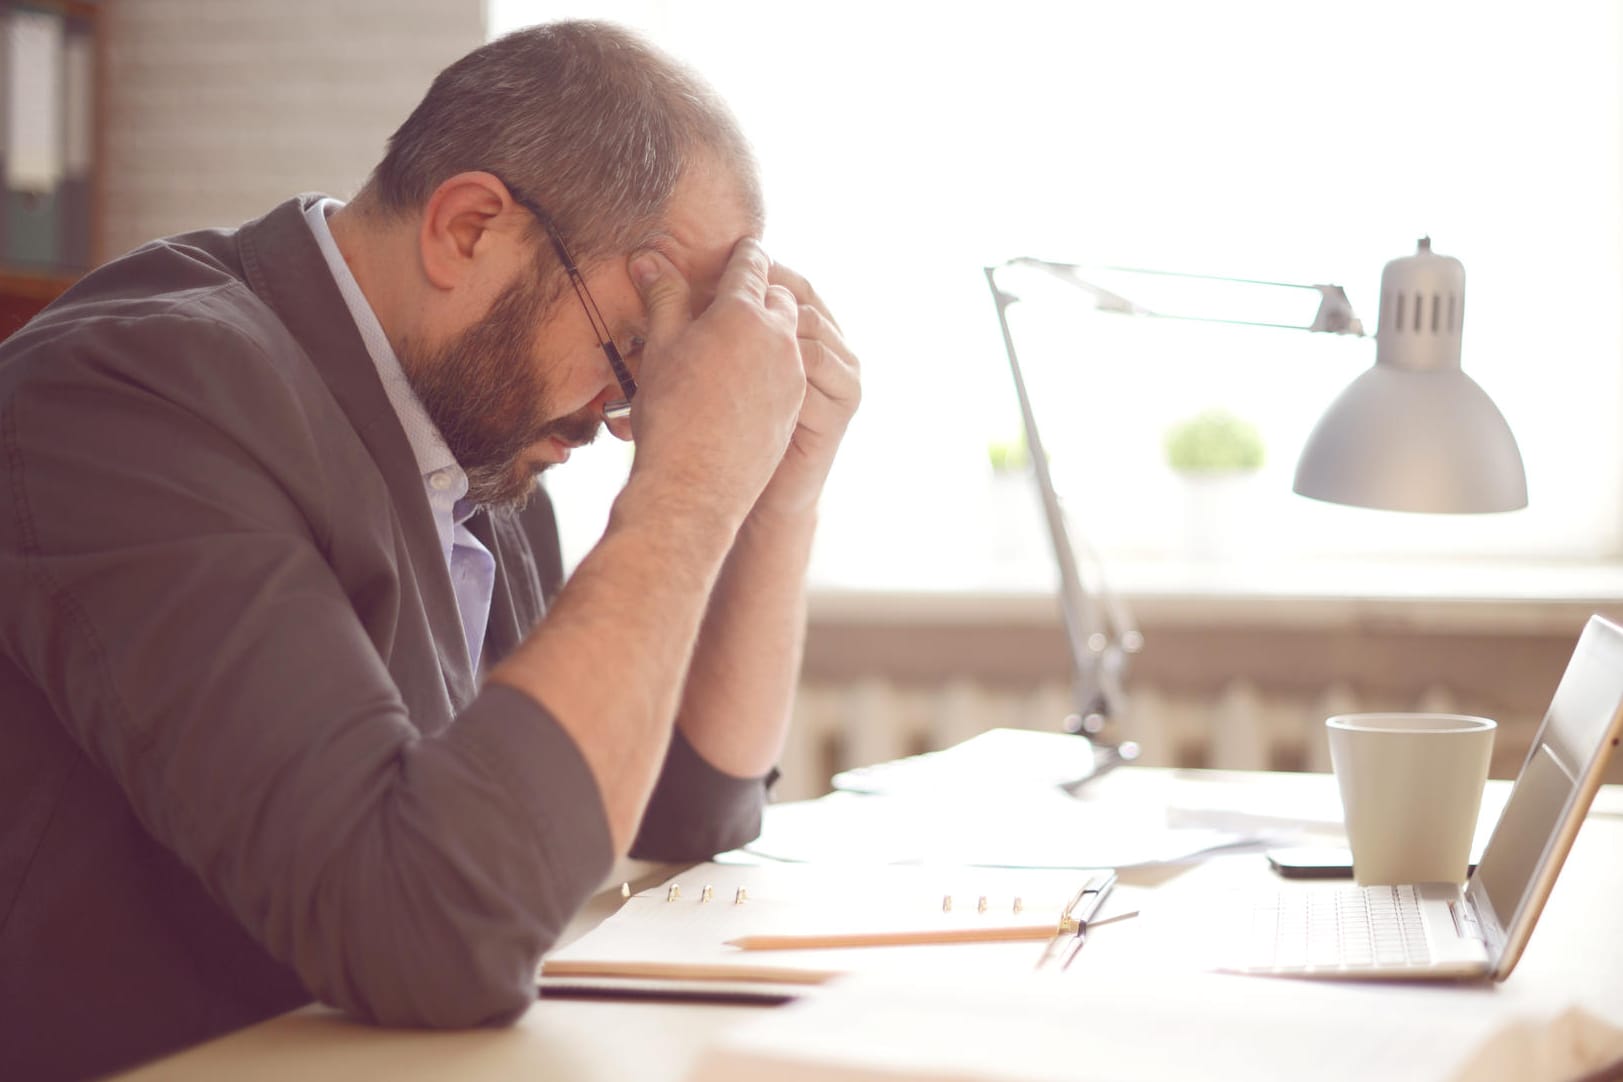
[808,555,1623,633]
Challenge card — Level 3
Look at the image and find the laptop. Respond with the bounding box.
[1217,612,1623,981]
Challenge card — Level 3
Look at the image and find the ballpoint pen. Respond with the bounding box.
[1036,871,1117,971]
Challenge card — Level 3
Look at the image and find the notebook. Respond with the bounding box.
[1214,612,1623,981]
[539,862,1115,1000]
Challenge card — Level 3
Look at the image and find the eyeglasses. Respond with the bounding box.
[491,174,637,420]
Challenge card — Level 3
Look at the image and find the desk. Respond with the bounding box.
[112,768,1623,1082]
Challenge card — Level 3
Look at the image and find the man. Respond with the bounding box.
[0,20,859,1080]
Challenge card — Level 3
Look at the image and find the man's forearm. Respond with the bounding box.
[671,253,857,779]
[487,472,742,851]
[675,504,818,778]
[491,237,811,854]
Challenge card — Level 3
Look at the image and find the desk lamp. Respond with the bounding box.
[984,238,1526,774]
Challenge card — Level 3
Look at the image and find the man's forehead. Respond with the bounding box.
[660,161,757,272]
[604,160,758,322]
[645,233,754,317]
[656,242,739,311]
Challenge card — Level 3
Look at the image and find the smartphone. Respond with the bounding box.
[1265,847,1355,879]
[1267,847,1479,880]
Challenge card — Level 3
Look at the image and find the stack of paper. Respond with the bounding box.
[741,788,1257,869]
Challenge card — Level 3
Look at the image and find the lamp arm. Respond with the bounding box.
[983,255,1364,763]
[1008,257,1366,338]
[984,266,1137,755]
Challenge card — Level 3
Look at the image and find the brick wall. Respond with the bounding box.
[99,0,485,260]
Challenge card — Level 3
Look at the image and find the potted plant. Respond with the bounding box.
[1163,409,1265,559]
[986,433,1031,476]
[1164,408,1265,475]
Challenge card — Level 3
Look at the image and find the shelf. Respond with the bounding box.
[0,269,79,302]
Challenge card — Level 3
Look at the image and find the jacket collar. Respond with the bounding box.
[232,195,482,704]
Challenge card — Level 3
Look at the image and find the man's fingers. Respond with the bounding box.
[630,248,692,341]
[768,260,840,332]
[796,303,851,357]
[713,237,774,306]
[764,282,800,328]
[797,304,859,382]
[798,335,862,407]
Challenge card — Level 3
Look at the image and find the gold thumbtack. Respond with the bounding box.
[1013,897,1024,914]
[734,887,748,904]
[942,895,953,912]
[666,884,681,902]
[977,896,989,914]
[701,885,714,903]
[620,882,631,899]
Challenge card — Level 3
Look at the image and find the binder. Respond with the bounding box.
[0,3,8,262]
[1,2,88,272]
[3,4,64,268]
[59,8,92,268]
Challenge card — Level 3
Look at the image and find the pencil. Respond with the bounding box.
[725,924,1062,951]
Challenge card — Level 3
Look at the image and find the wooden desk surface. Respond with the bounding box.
[111,769,1623,1082]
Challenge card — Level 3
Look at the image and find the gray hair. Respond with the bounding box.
[359,20,762,264]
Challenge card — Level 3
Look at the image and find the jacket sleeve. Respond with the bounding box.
[0,312,612,1029]
[629,729,774,861]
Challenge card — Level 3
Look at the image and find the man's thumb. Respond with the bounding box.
[630,249,689,335]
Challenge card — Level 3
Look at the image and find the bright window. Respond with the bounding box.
[487,1,1623,587]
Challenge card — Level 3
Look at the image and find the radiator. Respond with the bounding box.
[777,678,1533,804]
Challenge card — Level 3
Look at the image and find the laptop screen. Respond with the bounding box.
[1472,742,1578,927]
[1469,619,1623,942]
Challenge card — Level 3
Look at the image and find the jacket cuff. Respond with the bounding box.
[628,728,774,860]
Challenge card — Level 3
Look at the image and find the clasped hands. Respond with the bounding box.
[627,237,861,527]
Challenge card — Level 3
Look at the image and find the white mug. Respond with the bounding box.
[1326,713,1495,885]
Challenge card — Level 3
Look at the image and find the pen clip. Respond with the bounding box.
[1068,871,1117,934]
[1036,871,1117,970]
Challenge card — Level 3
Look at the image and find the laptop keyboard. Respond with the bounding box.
[1244,884,1432,972]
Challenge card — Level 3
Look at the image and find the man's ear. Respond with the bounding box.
[418,172,520,291]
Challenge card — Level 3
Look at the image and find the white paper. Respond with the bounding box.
[832,728,1101,796]
[744,789,1259,869]
[5,9,65,193]
[1161,772,1516,859]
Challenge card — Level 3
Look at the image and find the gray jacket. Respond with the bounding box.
[0,196,767,1081]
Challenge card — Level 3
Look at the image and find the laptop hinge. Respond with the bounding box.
[1449,898,1485,942]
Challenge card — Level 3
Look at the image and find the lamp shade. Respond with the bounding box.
[1293,239,1527,513]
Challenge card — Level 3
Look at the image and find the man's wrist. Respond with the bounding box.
[609,469,745,562]
[738,499,819,551]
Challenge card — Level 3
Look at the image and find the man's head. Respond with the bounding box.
[344,20,763,507]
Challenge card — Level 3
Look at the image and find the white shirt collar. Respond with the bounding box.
[303,197,474,563]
